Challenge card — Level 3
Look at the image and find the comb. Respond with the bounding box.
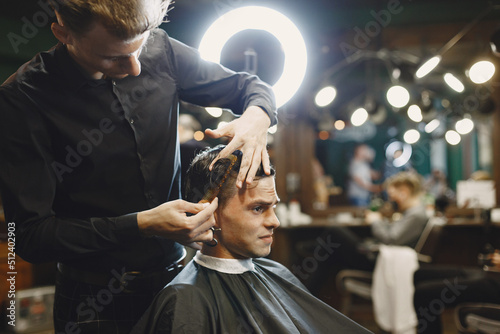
[200,154,238,203]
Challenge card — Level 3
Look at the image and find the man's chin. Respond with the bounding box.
[256,248,272,259]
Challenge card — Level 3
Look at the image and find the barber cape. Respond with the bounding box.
[132,252,372,333]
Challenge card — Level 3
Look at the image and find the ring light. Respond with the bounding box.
[199,6,307,109]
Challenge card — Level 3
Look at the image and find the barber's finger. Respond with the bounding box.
[205,124,236,170]
[185,197,218,217]
[204,125,233,139]
[261,148,271,175]
[191,212,216,238]
[244,147,266,185]
[192,227,214,244]
[208,139,240,171]
[173,199,209,216]
[235,147,254,188]
[188,198,218,227]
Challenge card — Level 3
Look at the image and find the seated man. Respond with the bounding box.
[132,145,371,333]
[367,171,429,249]
[305,171,429,295]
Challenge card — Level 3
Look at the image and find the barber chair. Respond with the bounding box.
[454,303,500,334]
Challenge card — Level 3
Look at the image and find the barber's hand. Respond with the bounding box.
[137,198,218,250]
[204,106,271,188]
[365,210,383,224]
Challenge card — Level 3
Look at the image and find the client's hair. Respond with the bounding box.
[184,145,275,207]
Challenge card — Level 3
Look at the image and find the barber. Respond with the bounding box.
[0,0,276,332]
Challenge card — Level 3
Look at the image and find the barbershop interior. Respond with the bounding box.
[2,0,500,333]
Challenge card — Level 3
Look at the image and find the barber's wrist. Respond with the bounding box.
[244,106,271,128]
[137,209,155,237]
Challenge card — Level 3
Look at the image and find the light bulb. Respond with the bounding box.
[455,117,474,135]
[416,56,441,78]
[351,108,368,126]
[444,73,465,93]
[407,104,423,122]
[445,130,461,145]
[469,60,495,84]
[315,86,337,107]
[425,119,440,133]
[387,85,410,108]
[403,129,420,144]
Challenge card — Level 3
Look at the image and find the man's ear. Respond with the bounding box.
[51,12,74,45]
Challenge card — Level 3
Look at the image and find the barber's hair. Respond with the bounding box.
[184,145,275,207]
[48,0,171,38]
[385,171,423,196]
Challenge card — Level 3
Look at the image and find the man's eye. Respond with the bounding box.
[253,206,264,213]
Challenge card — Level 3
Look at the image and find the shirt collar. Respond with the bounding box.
[194,252,255,274]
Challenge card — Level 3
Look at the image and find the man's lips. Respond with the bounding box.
[260,234,274,243]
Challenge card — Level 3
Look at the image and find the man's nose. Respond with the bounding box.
[268,212,280,229]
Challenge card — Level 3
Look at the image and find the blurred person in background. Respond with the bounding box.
[346,144,383,207]
[305,171,429,295]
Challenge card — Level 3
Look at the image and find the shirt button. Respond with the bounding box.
[130,118,135,124]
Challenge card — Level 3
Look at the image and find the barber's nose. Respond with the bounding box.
[123,54,141,76]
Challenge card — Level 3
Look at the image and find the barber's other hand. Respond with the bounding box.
[137,198,218,250]
[204,106,271,188]
[491,250,500,270]
[365,210,383,224]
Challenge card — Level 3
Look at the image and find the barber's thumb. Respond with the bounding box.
[205,128,221,138]
[199,197,218,210]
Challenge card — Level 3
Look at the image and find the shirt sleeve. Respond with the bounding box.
[0,87,142,264]
[167,35,278,126]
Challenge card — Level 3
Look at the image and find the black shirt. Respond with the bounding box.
[0,28,276,272]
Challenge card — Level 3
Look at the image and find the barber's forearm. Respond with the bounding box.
[172,37,276,123]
